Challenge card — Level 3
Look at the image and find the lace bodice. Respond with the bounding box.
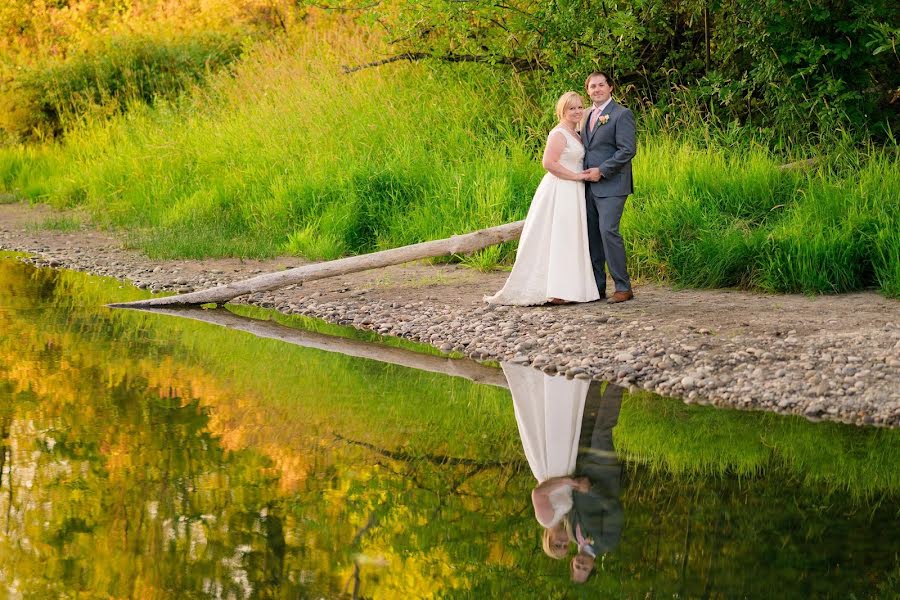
[550,127,585,172]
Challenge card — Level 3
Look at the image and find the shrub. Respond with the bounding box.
[0,33,243,141]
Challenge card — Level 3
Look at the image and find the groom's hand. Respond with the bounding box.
[585,168,602,182]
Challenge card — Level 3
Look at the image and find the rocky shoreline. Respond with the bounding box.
[2,203,898,427]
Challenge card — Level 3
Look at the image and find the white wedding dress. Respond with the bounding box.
[503,362,589,528]
[485,127,600,305]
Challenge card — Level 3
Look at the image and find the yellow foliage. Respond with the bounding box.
[0,0,301,65]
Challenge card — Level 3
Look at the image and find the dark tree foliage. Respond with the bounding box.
[329,0,899,142]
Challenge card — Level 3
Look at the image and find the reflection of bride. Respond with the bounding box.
[503,363,592,559]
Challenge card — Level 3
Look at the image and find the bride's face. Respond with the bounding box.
[564,101,584,127]
[549,528,569,555]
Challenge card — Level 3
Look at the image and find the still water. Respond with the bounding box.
[1,256,898,599]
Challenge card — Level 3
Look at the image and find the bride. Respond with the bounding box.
[485,92,601,306]
[502,362,591,559]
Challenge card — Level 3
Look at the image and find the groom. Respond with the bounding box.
[581,71,636,304]
[567,381,624,583]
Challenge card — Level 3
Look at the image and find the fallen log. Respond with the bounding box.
[123,306,510,389]
[108,220,525,308]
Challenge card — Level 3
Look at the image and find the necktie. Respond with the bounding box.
[589,109,601,132]
[576,523,588,548]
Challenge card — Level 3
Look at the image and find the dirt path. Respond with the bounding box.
[2,201,898,427]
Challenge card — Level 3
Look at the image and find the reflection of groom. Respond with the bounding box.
[582,71,636,304]
[566,381,624,583]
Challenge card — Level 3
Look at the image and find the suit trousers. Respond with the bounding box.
[585,192,631,294]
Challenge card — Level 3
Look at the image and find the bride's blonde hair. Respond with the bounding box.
[555,91,584,125]
[541,521,570,560]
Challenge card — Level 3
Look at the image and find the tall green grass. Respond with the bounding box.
[1,30,545,260]
[625,139,899,295]
[0,27,896,296]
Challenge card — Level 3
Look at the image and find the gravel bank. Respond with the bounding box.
[2,202,898,427]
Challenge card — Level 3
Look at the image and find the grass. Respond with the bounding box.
[625,139,900,295]
[0,26,896,296]
[617,390,900,500]
[30,216,85,232]
[1,32,244,141]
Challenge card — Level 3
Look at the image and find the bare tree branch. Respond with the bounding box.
[342,52,543,74]
[311,1,382,12]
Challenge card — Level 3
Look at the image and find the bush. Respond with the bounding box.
[360,0,899,144]
[0,33,244,141]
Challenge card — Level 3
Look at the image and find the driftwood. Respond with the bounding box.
[108,220,525,309]
[126,306,510,389]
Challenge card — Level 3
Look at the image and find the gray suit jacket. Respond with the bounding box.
[581,100,636,197]
[567,382,624,555]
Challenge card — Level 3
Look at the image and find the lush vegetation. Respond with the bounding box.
[1,257,899,597]
[0,2,897,297]
[353,0,899,143]
[2,33,244,140]
[0,0,298,141]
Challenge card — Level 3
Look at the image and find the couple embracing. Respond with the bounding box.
[486,71,635,306]
[504,361,624,584]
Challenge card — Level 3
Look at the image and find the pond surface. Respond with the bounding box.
[1,256,898,599]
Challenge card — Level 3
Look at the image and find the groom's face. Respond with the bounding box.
[587,76,612,106]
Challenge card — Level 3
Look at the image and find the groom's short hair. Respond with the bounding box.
[585,71,614,89]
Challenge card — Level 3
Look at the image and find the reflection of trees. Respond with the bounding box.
[0,259,898,598]
[0,402,11,538]
[0,376,291,597]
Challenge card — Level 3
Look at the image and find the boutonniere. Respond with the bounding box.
[598,115,610,126]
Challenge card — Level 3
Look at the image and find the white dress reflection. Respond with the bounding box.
[502,362,592,559]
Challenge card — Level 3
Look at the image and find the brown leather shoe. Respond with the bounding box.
[607,290,634,304]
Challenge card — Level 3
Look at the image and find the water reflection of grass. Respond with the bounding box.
[618,394,900,500]
[230,294,900,500]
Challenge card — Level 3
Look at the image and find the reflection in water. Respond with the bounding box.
[505,362,588,563]
[505,363,624,583]
[567,380,623,584]
[1,256,900,598]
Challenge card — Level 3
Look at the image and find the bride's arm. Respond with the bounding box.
[534,476,588,493]
[532,476,585,523]
[542,132,588,181]
[531,487,556,523]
